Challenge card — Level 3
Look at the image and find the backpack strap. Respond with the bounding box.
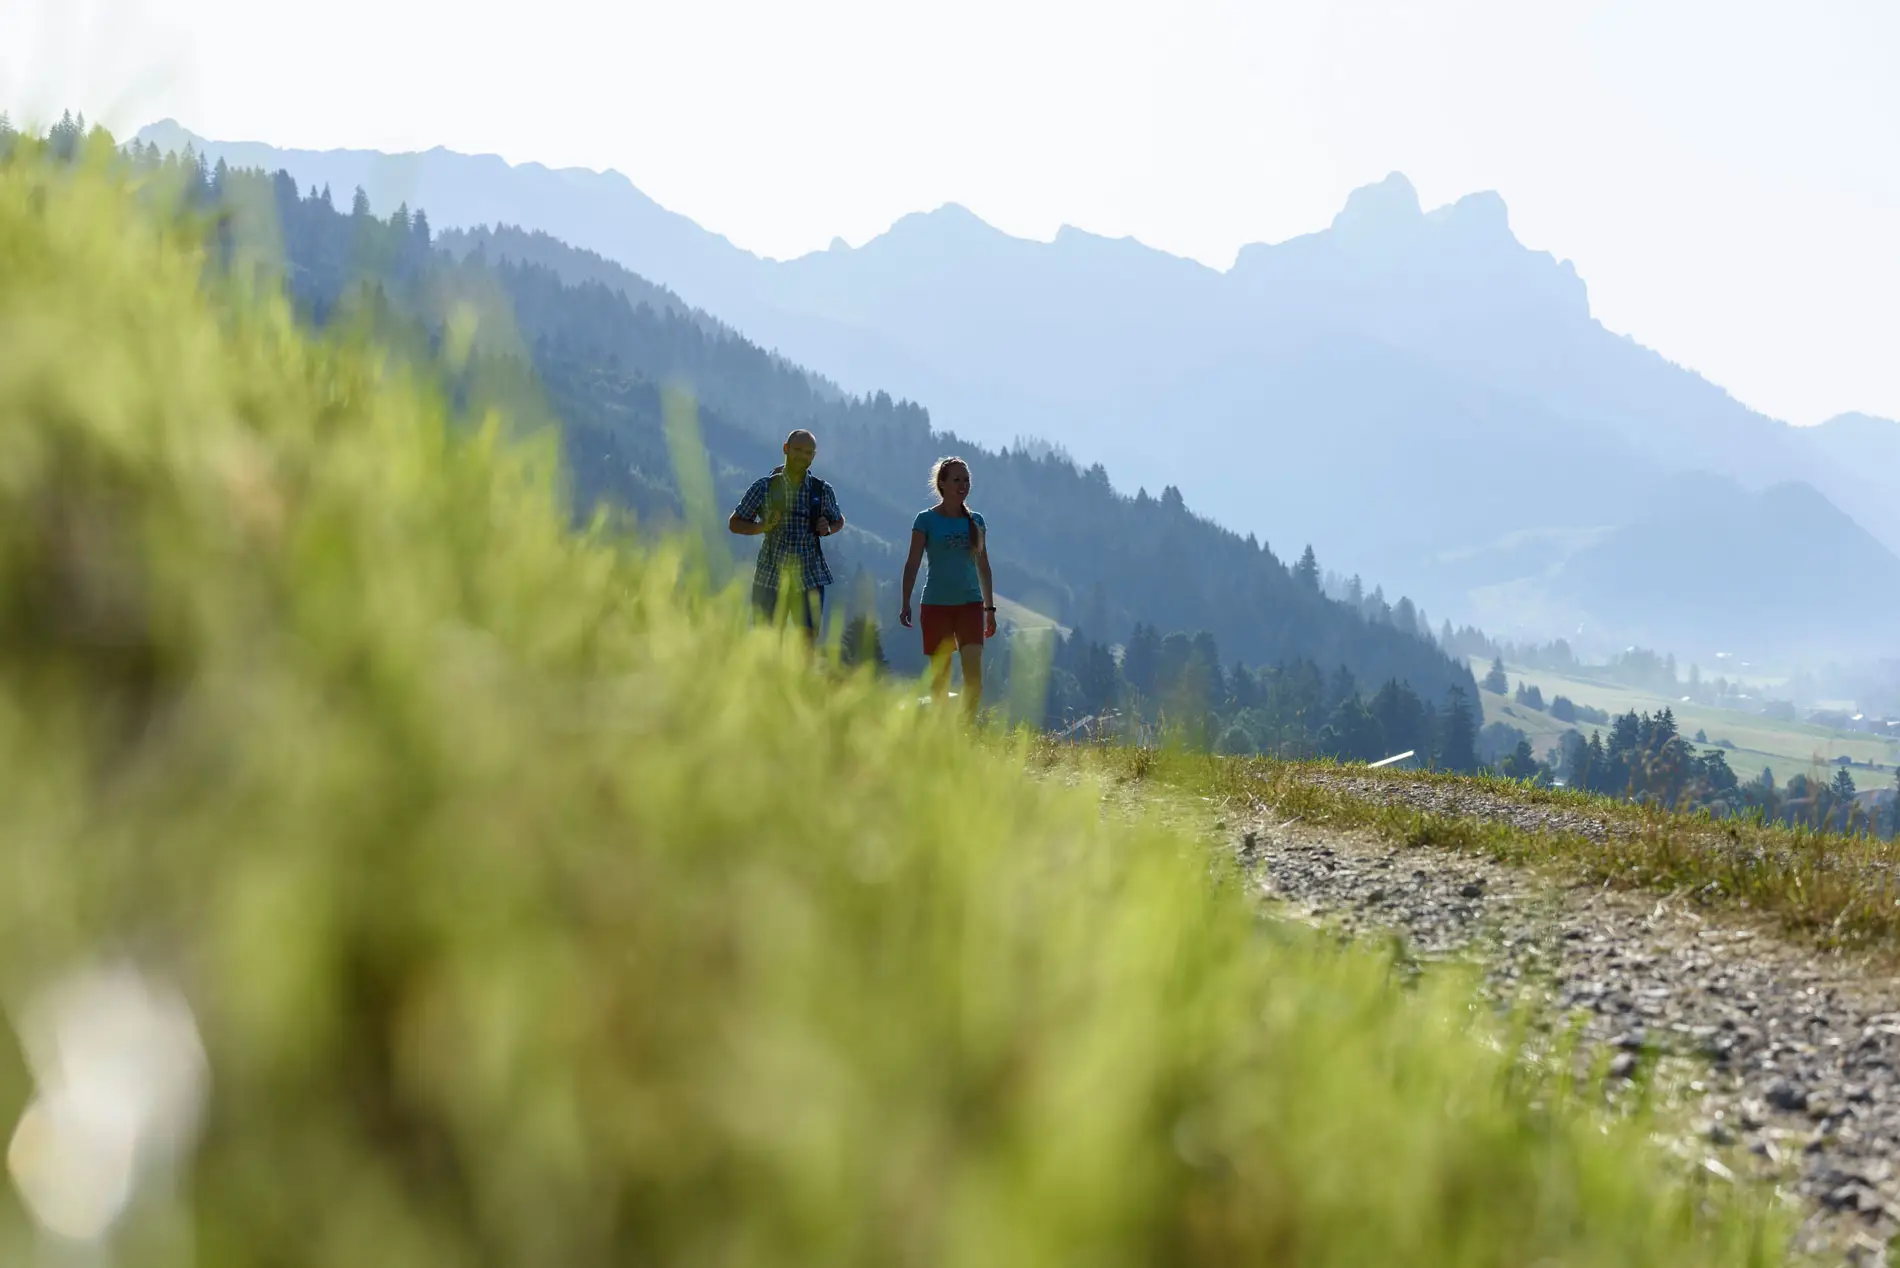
[807,473,831,569]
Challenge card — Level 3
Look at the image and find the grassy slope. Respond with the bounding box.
[0,151,1785,1265]
[1475,657,1899,784]
[1122,748,1900,957]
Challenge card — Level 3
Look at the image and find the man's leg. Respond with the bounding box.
[752,578,780,624]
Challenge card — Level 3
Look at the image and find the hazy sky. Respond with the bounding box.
[7,0,1897,427]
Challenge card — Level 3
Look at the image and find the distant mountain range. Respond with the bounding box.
[135,120,1900,659]
[1467,473,1900,657]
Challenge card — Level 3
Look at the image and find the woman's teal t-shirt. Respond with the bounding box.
[914,508,986,605]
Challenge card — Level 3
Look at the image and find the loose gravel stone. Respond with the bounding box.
[1307,770,1630,843]
[1233,803,1900,1266]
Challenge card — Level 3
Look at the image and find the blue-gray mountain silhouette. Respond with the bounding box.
[135,120,1900,657]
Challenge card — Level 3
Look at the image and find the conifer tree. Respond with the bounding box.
[840,615,887,672]
[1439,687,1478,772]
[1483,657,1508,694]
[1293,545,1319,592]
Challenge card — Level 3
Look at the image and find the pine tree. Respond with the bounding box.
[1439,687,1478,773]
[840,615,887,672]
[351,187,372,218]
[1500,738,1540,782]
[1293,545,1319,592]
[49,109,82,160]
[1891,767,1900,835]
[1831,766,1857,802]
[1325,695,1384,763]
[1325,664,1358,712]
[1483,657,1508,695]
[1077,640,1122,715]
[1122,623,1161,700]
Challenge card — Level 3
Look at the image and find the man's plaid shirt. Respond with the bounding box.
[734,469,843,592]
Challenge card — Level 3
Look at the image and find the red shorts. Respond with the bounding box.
[920,602,986,655]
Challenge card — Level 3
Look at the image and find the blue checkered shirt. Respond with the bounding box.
[734,470,842,592]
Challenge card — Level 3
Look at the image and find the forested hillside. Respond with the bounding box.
[136,123,1900,643]
[118,137,1476,752]
[435,224,1472,699]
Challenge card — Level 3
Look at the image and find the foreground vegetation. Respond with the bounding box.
[0,143,1794,1264]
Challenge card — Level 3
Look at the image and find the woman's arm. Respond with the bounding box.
[899,530,926,627]
[975,543,996,637]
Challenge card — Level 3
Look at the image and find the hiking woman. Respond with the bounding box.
[900,456,996,714]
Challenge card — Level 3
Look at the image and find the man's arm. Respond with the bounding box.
[815,482,844,536]
[728,477,772,536]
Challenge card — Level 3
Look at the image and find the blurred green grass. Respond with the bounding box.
[0,145,1788,1265]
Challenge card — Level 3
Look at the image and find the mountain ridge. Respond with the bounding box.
[134,120,1900,658]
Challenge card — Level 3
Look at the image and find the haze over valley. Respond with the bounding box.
[137,119,1900,670]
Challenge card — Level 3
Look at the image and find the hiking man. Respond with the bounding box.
[728,429,844,635]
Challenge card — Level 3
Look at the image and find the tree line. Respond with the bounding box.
[1549,708,1900,837]
[92,135,1476,726]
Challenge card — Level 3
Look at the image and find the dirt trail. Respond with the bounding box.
[1230,776,1900,1267]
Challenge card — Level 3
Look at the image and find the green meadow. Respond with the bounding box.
[1474,658,1897,786]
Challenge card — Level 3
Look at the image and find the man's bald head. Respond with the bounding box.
[783,429,818,477]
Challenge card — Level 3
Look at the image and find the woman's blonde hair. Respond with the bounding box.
[929,456,983,553]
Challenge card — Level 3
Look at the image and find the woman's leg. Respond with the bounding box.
[921,607,955,702]
[959,644,983,717]
[930,642,955,702]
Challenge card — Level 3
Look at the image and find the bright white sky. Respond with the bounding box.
[7,0,1897,426]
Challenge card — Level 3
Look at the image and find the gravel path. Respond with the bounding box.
[1233,807,1900,1266]
[1304,769,1633,843]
